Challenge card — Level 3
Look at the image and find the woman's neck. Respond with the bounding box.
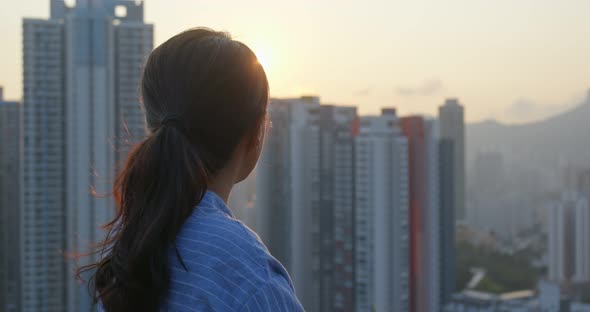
[207,166,238,203]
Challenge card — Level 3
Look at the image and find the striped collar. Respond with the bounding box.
[199,190,234,218]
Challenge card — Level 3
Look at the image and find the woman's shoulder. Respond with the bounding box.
[176,199,273,267]
[172,191,291,282]
[167,209,298,311]
[178,211,272,266]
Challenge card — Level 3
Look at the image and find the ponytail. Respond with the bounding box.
[86,125,208,312]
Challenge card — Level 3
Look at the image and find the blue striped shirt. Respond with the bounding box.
[162,191,304,311]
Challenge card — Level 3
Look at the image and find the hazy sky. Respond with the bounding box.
[1,0,590,123]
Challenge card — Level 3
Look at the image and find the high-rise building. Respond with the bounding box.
[424,119,441,312]
[575,198,590,282]
[548,192,582,282]
[439,99,465,221]
[400,116,440,312]
[317,105,357,312]
[560,167,590,283]
[354,109,409,312]
[439,139,456,306]
[0,87,21,312]
[256,97,358,312]
[22,1,152,310]
[256,96,322,311]
[22,16,67,312]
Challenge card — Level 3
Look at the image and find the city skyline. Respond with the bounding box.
[2,0,590,123]
[255,96,453,312]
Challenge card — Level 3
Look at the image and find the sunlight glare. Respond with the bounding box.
[250,43,273,72]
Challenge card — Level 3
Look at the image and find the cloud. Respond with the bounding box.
[395,79,444,97]
[353,87,372,97]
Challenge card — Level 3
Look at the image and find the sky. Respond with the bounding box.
[1,0,590,123]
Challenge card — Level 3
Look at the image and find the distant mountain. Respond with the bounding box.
[466,94,590,169]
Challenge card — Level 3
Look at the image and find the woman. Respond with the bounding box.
[82,28,304,311]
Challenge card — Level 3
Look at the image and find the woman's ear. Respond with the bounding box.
[236,113,268,183]
[259,114,270,147]
[248,113,268,149]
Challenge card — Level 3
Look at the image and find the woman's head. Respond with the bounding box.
[83,28,268,312]
[142,28,269,181]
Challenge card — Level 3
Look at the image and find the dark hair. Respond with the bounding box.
[79,28,269,311]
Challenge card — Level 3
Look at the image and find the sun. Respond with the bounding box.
[244,38,282,86]
[256,50,271,70]
[250,43,273,71]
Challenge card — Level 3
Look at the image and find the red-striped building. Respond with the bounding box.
[400,116,440,312]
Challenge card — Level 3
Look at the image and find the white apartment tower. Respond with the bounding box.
[22,1,152,311]
[546,191,590,283]
[575,197,590,282]
[354,109,409,312]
